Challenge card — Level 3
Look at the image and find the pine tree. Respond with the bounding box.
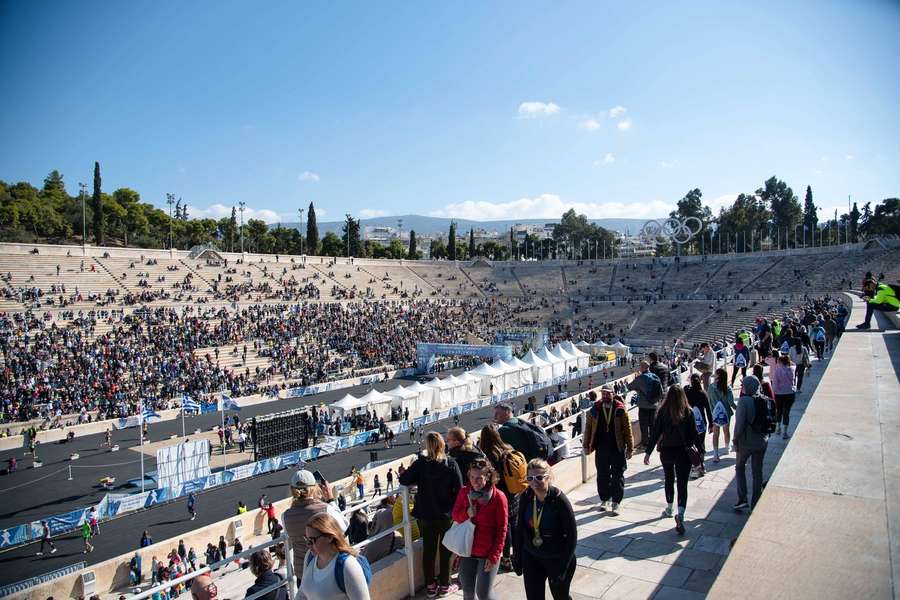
[407,230,417,259]
[448,222,457,261]
[469,228,475,257]
[92,162,104,245]
[849,202,860,243]
[181,200,189,221]
[306,202,319,255]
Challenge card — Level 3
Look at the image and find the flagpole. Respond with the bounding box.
[221,392,227,472]
[181,393,186,439]
[139,398,146,494]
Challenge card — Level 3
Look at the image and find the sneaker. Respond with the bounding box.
[855,323,871,330]
[36,552,43,556]
[599,500,609,511]
[51,548,57,554]
[662,504,674,518]
[782,431,791,440]
[713,453,720,463]
[733,500,750,511]
[674,514,685,535]
[438,584,459,597]
[610,502,620,514]
[426,583,438,598]
[191,515,196,521]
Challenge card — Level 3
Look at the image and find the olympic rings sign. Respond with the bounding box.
[640,217,703,245]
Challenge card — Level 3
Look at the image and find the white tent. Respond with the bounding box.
[383,385,420,415]
[456,372,482,401]
[401,381,435,415]
[561,341,591,369]
[445,375,473,405]
[536,346,566,379]
[611,341,630,357]
[425,377,456,410]
[575,340,594,352]
[330,393,365,416]
[493,359,521,390]
[469,362,506,396]
[591,339,610,352]
[550,345,579,373]
[508,356,535,386]
[357,389,394,420]
[522,349,554,383]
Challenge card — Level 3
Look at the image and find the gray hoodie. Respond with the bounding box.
[734,375,769,452]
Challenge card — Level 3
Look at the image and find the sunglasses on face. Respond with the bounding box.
[526,474,550,482]
[304,534,328,545]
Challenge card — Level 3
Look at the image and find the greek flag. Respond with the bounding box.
[182,393,201,414]
[141,404,161,422]
[220,394,241,412]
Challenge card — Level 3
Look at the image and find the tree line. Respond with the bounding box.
[1,167,896,259]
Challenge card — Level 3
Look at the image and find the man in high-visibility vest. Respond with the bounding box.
[856,282,899,329]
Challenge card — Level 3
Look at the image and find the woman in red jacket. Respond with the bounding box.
[451,458,508,600]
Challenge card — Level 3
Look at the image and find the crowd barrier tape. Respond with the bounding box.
[0,359,618,550]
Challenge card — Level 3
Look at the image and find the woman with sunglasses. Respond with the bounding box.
[513,459,577,600]
[450,459,508,600]
[299,512,370,600]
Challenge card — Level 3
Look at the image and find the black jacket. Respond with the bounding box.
[644,407,699,457]
[398,455,463,519]
[649,361,671,389]
[244,570,287,600]
[513,486,577,578]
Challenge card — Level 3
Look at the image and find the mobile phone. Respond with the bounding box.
[313,470,326,484]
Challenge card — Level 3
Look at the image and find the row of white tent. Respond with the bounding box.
[329,341,604,419]
[575,339,630,357]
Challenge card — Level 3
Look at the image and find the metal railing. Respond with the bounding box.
[120,485,418,600]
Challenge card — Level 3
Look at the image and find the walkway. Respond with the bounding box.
[414,338,836,599]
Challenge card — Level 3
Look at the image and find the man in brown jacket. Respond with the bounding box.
[281,470,334,584]
[582,387,634,514]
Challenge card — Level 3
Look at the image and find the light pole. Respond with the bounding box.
[298,208,305,254]
[239,201,246,254]
[166,193,175,254]
[79,183,87,254]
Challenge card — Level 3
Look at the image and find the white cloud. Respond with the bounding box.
[517,101,561,118]
[189,203,285,224]
[579,118,602,131]
[706,193,739,213]
[359,209,387,219]
[617,118,632,131]
[299,171,320,182]
[594,153,616,166]
[608,105,628,118]
[429,193,673,220]
[657,160,678,168]
[845,154,855,161]
[813,169,825,175]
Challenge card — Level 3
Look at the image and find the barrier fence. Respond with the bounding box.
[0,361,616,550]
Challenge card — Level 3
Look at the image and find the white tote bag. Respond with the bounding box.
[442,519,475,557]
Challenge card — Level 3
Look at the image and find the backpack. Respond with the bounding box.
[750,395,777,435]
[306,551,372,593]
[813,328,825,343]
[501,450,528,494]
[645,372,663,401]
[501,419,553,461]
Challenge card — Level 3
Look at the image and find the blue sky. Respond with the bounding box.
[1,0,898,224]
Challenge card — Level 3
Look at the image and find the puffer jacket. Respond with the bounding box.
[582,399,634,456]
[398,455,463,519]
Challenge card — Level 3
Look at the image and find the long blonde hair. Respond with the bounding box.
[306,512,358,557]
[424,431,447,461]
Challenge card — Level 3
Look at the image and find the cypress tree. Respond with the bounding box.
[407,230,417,259]
[229,206,237,252]
[803,185,818,230]
[92,161,104,245]
[469,228,475,257]
[306,202,319,255]
[448,222,457,261]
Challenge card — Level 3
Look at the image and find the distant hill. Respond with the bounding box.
[280,215,656,236]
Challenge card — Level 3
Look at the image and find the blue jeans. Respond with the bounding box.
[458,556,499,600]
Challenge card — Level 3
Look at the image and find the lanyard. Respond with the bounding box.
[602,402,613,429]
[532,495,544,537]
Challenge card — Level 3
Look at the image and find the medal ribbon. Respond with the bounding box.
[532,495,544,540]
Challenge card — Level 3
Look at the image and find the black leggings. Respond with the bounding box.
[730,366,747,386]
[813,341,825,360]
[661,449,691,509]
[795,364,806,391]
[522,551,575,600]
[774,393,796,426]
